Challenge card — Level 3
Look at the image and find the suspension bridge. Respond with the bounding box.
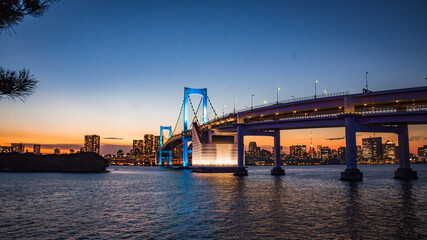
[157,86,427,181]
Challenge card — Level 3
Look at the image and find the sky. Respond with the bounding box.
[0,0,426,154]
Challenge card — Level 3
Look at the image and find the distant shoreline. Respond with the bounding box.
[0,152,108,173]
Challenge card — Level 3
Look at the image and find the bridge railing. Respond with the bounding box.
[205,91,350,125]
[236,91,349,113]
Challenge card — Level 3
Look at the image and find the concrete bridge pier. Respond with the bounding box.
[271,129,285,175]
[234,124,248,176]
[395,124,418,179]
[341,115,363,181]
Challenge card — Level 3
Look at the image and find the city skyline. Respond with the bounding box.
[1,0,427,154]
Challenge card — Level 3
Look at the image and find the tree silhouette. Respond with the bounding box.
[0,0,58,101]
[0,67,38,101]
[1,0,57,34]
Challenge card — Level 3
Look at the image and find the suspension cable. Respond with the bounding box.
[192,98,203,123]
[188,94,200,125]
[206,90,218,118]
[172,99,184,136]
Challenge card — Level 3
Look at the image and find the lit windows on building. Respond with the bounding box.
[132,140,144,156]
[84,135,100,154]
[362,137,382,161]
[418,145,427,157]
[154,136,160,152]
[383,140,396,160]
[11,143,25,153]
[33,144,41,155]
[144,134,154,155]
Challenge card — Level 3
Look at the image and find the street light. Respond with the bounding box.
[234,100,237,114]
[223,104,226,117]
[276,88,280,104]
[264,100,267,104]
[324,90,327,97]
[251,94,255,110]
[315,80,319,99]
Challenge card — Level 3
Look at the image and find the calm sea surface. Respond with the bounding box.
[0,165,426,239]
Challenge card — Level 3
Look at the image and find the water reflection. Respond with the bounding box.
[344,182,362,240]
[395,180,420,239]
[0,166,426,239]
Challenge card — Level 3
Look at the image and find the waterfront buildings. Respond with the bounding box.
[383,140,397,160]
[418,145,427,157]
[11,143,25,153]
[154,136,160,153]
[132,140,144,156]
[33,144,41,155]
[84,135,100,154]
[362,137,382,161]
[144,134,154,155]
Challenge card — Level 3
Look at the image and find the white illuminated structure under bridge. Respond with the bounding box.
[191,123,237,167]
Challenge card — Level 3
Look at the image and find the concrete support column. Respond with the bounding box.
[234,124,248,176]
[341,115,363,181]
[159,150,163,166]
[395,124,418,179]
[168,151,172,166]
[271,129,285,175]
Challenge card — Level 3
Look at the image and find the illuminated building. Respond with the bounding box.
[362,137,382,161]
[132,140,144,156]
[418,145,427,157]
[316,145,322,158]
[84,135,100,154]
[0,146,12,153]
[290,145,306,159]
[117,149,124,157]
[321,147,331,160]
[154,136,160,152]
[144,134,154,155]
[383,140,396,160]
[33,145,41,155]
[54,148,60,155]
[11,143,25,153]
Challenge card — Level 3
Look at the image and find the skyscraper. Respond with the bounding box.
[84,135,100,154]
[33,145,41,155]
[383,140,396,160]
[362,137,382,161]
[144,134,154,155]
[154,136,160,151]
[132,140,144,156]
[249,142,257,152]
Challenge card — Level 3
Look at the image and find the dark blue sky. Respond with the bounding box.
[1,0,426,153]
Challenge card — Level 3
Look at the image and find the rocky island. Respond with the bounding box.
[0,152,108,173]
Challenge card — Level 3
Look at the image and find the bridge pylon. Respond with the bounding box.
[182,87,208,167]
[159,126,172,166]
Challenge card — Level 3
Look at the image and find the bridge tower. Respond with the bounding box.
[159,126,172,166]
[182,87,208,167]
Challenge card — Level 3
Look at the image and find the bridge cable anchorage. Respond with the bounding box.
[191,98,203,124]
[172,99,185,136]
[188,92,201,126]
[206,90,218,118]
